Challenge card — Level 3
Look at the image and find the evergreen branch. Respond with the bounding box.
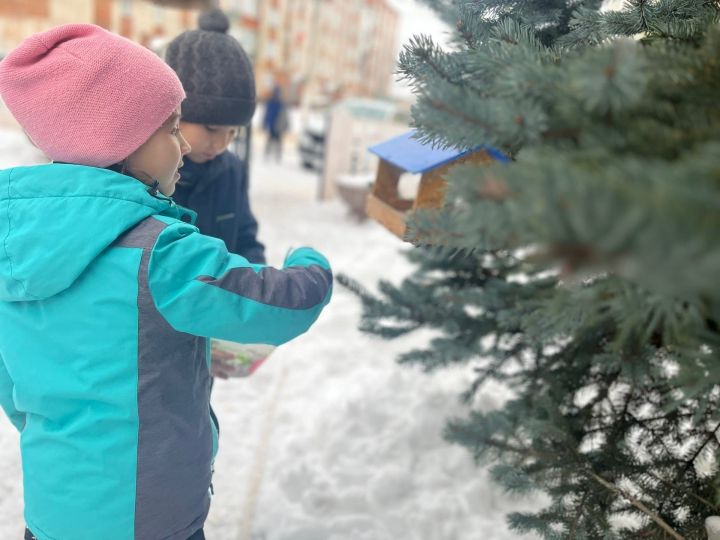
[646,470,719,512]
[486,437,548,461]
[461,354,513,403]
[352,1,720,536]
[398,35,462,89]
[416,42,460,87]
[429,98,500,134]
[629,412,688,475]
[683,420,720,472]
[587,471,685,540]
[568,489,588,538]
[424,97,580,146]
[638,0,650,34]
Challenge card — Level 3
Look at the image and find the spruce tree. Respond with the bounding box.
[340,0,720,537]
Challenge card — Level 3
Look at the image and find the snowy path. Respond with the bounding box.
[0,128,538,540]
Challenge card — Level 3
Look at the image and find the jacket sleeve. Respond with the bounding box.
[232,164,266,264]
[148,222,332,345]
[0,351,25,431]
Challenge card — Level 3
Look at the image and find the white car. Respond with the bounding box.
[299,112,327,172]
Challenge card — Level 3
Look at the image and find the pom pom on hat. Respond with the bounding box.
[198,9,230,33]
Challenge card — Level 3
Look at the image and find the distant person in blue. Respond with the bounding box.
[263,85,288,162]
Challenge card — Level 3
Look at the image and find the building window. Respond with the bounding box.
[0,0,50,18]
[120,0,132,16]
[264,41,278,60]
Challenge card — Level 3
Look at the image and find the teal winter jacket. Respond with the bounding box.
[0,164,332,540]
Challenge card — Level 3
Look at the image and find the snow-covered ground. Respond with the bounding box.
[0,127,540,539]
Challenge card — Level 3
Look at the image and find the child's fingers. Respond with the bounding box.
[210,347,235,361]
[211,367,231,379]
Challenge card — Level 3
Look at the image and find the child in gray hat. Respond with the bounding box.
[166,9,267,378]
[166,9,263,264]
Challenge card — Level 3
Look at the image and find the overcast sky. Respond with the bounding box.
[387,0,450,46]
[385,0,451,98]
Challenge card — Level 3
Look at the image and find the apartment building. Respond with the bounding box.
[0,0,206,52]
[0,0,399,101]
[253,0,400,101]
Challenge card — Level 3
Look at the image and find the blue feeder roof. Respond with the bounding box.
[368,130,508,174]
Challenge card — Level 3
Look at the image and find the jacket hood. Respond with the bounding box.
[0,163,187,301]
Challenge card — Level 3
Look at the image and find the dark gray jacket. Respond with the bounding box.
[174,151,266,264]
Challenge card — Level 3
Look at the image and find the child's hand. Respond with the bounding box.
[210,340,276,378]
[210,345,236,379]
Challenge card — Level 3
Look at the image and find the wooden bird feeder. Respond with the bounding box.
[366,130,509,240]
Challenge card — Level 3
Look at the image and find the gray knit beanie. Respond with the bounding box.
[166,9,256,126]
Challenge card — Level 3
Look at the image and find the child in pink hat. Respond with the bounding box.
[0,24,332,540]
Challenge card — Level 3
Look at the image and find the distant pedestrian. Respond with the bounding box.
[263,85,288,162]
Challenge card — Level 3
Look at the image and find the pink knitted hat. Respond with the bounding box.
[0,24,185,168]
